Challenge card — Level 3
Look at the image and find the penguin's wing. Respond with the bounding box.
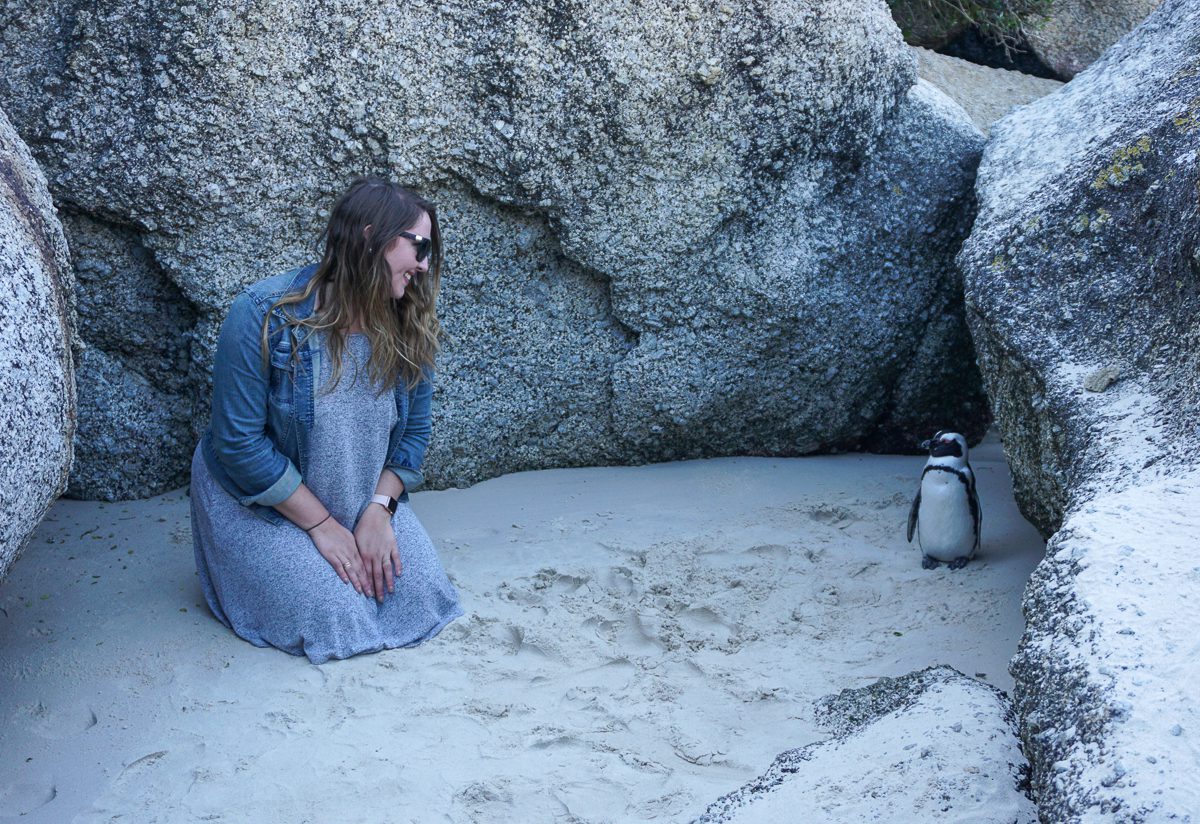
[968,470,982,551]
[907,488,920,543]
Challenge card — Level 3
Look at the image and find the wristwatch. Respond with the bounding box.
[370,494,400,516]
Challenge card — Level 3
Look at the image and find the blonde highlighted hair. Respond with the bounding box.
[262,177,442,391]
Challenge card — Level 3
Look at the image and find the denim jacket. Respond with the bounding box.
[200,264,433,526]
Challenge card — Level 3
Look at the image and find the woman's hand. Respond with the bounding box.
[309,517,371,597]
[355,505,400,603]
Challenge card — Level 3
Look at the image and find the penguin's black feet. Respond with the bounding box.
[921,555,939,570]
[948,556,971,570]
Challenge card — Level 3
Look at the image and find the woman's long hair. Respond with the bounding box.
[261,177,443,392]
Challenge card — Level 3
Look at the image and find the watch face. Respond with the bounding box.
[374,495,399,515]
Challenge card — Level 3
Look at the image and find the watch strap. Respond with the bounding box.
[370,494,400,515]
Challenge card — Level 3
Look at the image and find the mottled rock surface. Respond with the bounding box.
[0,106,75,579]
[1024,0,1162,79]
[1,0,989,497]
[62,212,197,498]
[692,667,1034,823]
[959,0,1200,818]
[915,47,1063,135]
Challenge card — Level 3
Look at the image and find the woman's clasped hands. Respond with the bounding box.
[309,510,400,602]
[354,506,402,603]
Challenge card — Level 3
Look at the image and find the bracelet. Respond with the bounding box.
[304,513,332,533]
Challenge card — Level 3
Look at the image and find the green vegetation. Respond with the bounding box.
[887,0,1055,52]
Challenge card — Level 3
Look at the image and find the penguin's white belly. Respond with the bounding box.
[918,474,976,561]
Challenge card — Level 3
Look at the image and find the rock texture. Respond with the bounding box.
[1024,0,1162,79]
[1,0,989,497]
[692,667,1035,823]
[61,212,197,498]
[0,106,75,579]
[959,0,1200,818]
[915,47,1063,136]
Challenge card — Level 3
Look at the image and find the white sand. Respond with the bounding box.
[0,436,1043,822]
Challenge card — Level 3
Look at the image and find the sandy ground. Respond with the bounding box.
[0,436,1044,823]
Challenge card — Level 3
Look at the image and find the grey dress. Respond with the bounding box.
[191,333,461,664]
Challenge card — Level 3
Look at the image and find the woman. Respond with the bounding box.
[190,177,462,664]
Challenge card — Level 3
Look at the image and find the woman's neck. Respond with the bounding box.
[315,286,364,333]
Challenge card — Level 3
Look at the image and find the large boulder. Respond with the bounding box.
[0,106,75,579]
[1024,0,1162,79]
[692,667,1035,823]
[914,47,1063,136]
[959,0,1200,818]
[0,0,989,497]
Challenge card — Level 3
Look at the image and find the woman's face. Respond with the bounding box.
[384,211,432,300]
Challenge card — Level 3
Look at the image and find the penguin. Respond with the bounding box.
[907,431,981,570]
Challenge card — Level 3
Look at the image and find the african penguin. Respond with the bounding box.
[906,431,981,570]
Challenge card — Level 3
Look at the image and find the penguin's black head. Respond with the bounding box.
[928,430,964,458]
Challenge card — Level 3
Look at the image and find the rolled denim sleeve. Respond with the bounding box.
[384,371,433,494]
[208,292,302,506]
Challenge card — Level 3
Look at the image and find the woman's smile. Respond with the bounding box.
[385,211,432,299]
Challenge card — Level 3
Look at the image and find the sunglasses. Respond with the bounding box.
[398,231,432,263]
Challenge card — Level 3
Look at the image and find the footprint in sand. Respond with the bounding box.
[814,581,882,609]
[502,624,560,660]
[629,788,692,818]
[284,664,329,692]
[25,701,98,740]
[618,749,673,777]
[670,729,729,767]
[455,778,514,808]
[527,725,582,750]
[443,614,499,650]
[531,568,590,594]
[498,568,590,607]
[453,780,519,824]
[605,566,637,596]
[584,610,664,652]
[114,750,169,787]
[744,544,789,563]
[678,606,739,647]
[807,504,858,527]
[0,779,56,816]
[802,546,827,564]
[874,491,912,510]
[262,710,307,734]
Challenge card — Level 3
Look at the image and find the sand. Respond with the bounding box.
[0,435,1044,822]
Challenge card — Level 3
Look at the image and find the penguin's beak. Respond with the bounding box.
[919,439,931,451]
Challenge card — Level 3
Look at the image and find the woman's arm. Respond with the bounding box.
[355,469,406,602]
[208,292,302,505]
[359,373,432,601]
[274,483,371,597]
[383,371,433,494]
[209,291,370,596]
